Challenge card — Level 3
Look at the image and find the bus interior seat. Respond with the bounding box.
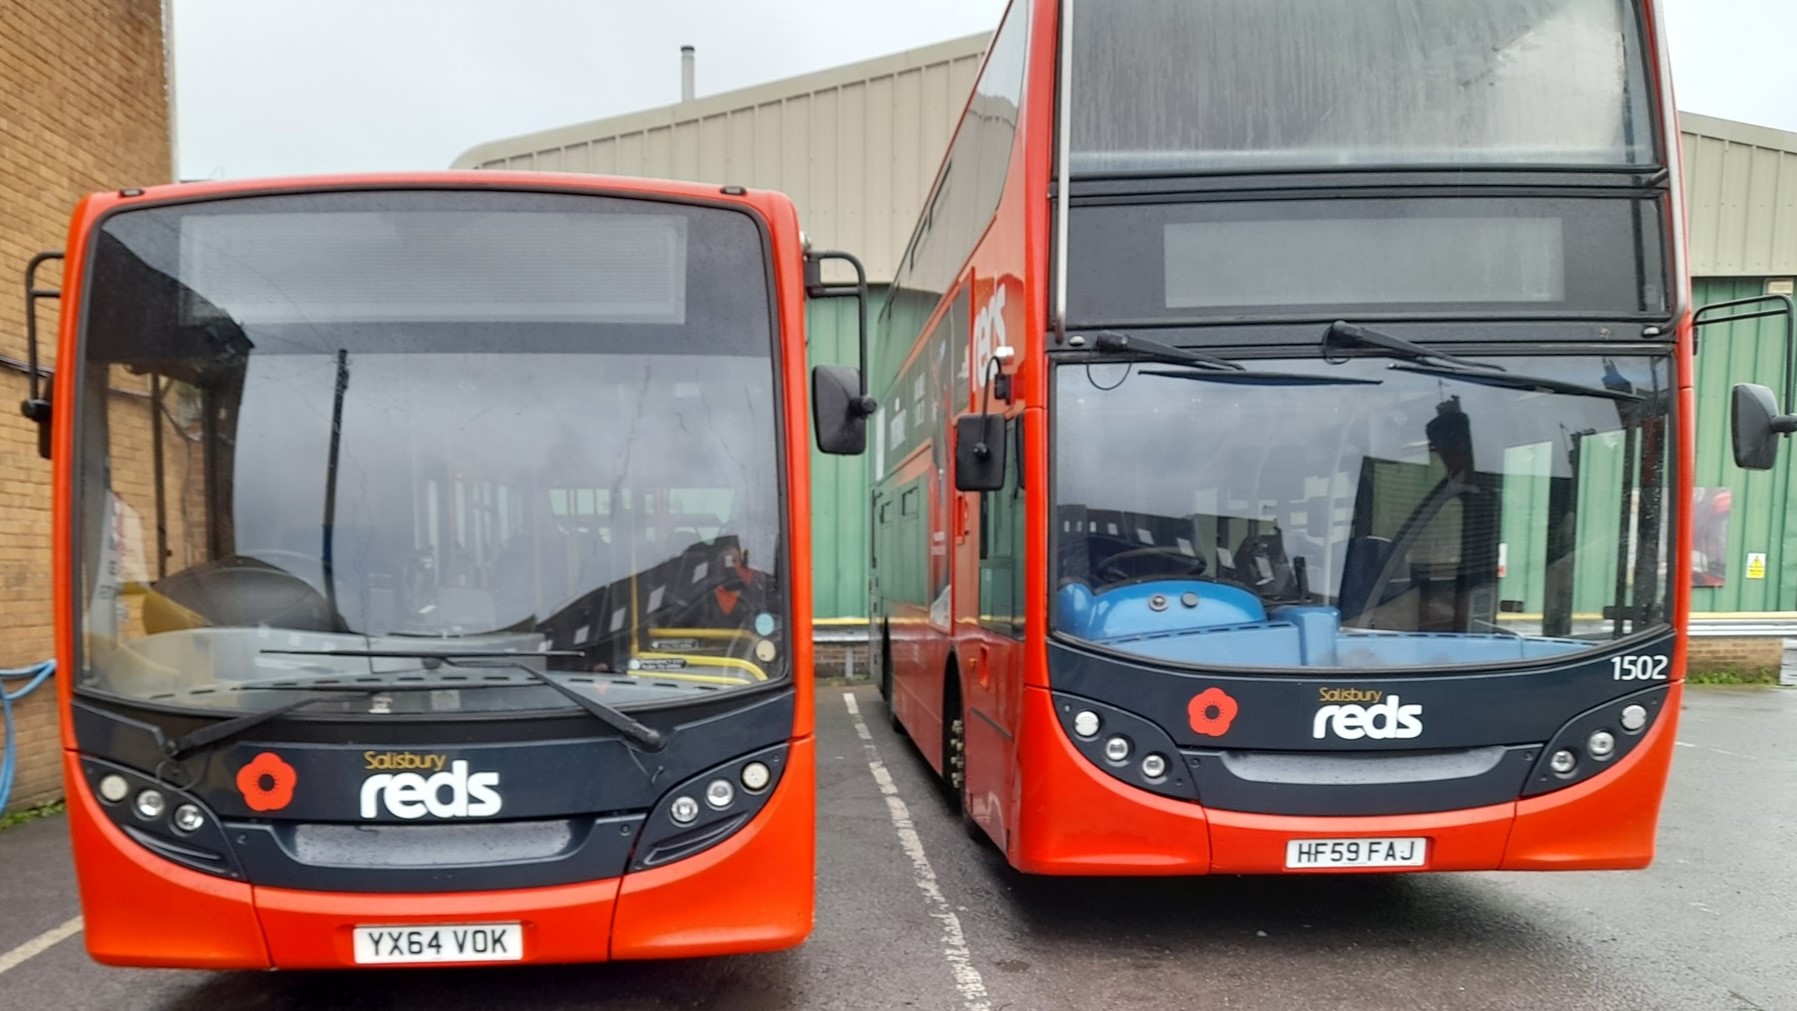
[1230,531,1297,600]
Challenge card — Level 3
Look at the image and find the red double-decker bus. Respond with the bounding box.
[871,0,1703,874]
[21,172,872,967]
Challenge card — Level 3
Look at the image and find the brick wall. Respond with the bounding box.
[1,0,170,811]
[1686,636,1784,679]
[813,629,871,678]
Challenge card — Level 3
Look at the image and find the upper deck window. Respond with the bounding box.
[1070,0,1656,174]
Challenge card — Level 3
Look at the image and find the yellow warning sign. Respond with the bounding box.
[1747,553,1767,580]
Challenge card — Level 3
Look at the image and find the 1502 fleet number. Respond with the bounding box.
[1611,655,1670,681]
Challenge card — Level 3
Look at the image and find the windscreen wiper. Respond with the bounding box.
[258,648,666,752]
[1139,369,1381,387]
[1324,321,1643,402]
[162,672,557,759]
[163,655,593,760]
[1388,363,1643,403]
[1323,321,1505,372]
[1095,331,1381,386]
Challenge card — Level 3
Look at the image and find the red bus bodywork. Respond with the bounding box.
[48,173,819,967]
[872,0,1692,876]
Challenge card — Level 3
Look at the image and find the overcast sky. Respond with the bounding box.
[172,0,1797,180]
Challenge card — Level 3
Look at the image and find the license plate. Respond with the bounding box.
[1285,837,1427,869]
[352,923,523,964]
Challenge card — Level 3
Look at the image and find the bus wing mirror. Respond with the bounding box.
[954,415,1007,492]
[1732,383,1797,471]
[21,251,63,460]
[803,249,876,456]
[813,364,875,455]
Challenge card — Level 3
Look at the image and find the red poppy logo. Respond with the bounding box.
[236,752,298,812]
[1187,688,1240,737]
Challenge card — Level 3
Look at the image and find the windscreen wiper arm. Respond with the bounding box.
[1323,321,1505,372]
[438,657,666,752]
[1092,330,1244,371]
[162,694,346,761]
[258,648,667,752]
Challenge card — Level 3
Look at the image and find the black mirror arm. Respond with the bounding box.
[20,251,63,460]
[804,249,874,403]
[1693,293,1796,407]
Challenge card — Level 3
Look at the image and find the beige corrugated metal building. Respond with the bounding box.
[1681,112,1797,279]
[453,33,988,286]
[457,45,1797,663]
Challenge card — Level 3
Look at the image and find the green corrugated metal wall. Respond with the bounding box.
[803,280,1797,619]
[806,291,878,619]
[1691,277,1797,613]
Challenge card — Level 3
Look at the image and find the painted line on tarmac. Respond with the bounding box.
[0,917,82,976]
[1677,740,1744,757]
[842,692,992,1011]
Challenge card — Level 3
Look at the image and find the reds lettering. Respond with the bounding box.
[360,760,503,819]
[1313,695,1424,741]
[970,284,1008,394]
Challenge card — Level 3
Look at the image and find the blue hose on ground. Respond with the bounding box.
[1,661,58,815]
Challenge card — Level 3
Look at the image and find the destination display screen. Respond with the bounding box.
[1067,195,1667,322]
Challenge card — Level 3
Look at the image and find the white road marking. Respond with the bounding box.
[842,691,991,1011]
[844,694,872,740]
[0,917,82,976]
[1677,741,1743,757]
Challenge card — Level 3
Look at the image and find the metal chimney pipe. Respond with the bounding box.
[680,45,696,102]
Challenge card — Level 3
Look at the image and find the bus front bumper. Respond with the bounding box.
[1010,684,1680,876]
[63,737,814,969]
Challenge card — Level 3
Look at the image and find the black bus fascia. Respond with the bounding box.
[69,686,799,891]
[64,184,802,761]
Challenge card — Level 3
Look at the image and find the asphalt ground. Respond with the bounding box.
[0,683,1791,1011]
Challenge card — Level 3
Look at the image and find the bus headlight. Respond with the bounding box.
[669,796,700,825]
[1073,710,1101,739]
[133,789,167,820]
[1619,704,1648,732]
[1549,749,1577,775]
[740,761,771,791]
[1587,730,1616,759]
[97,774,129,804]
[1103,736,1131,762]
[1140,754,1168,780]
[705,779,735,810]
[171,804,206,834]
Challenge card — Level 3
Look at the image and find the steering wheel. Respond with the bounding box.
[1096,547,1208,585]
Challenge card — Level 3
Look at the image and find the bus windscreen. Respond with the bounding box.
[74,190,788,715]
